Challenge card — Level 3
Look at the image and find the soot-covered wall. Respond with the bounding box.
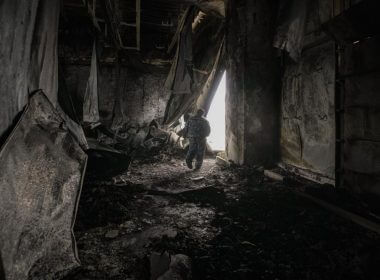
[339,33,380,195]
[280,0,336,181]
[281,42,335,179]
[62,64,170,127]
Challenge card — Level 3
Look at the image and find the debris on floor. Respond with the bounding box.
[68,157,380,280]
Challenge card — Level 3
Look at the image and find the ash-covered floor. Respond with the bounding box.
[68,156,380,280]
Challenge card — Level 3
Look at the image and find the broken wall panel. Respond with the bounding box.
[281,41,335,179]
[0,92,87,280]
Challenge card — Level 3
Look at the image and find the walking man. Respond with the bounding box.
[183,108,211,170]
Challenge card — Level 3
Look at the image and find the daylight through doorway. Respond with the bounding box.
[207,71,226,151]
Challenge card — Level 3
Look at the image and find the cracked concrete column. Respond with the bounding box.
[226,0,280,166]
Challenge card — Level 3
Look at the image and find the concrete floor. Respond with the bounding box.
[68,157,380,280]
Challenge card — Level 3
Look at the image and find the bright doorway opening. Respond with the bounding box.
[207,71,226,151]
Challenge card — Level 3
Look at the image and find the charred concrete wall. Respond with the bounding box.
[62,64,170,127]
[225,0,280,166]
[280,0,336,181]
[281,42,336,179]
[339,34,380,195]
[225,0,245,164]
[280,0,376,187]
[320,0,380,196]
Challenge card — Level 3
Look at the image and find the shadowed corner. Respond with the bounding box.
[0,252,5,280]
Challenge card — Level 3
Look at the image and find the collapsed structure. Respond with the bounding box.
[0,0,379,279]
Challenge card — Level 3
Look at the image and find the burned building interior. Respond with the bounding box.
[1,0,380,279]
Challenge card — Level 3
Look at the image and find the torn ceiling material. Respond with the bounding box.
[163,14,225,126]
[29,0,61,106]
[0,92,88,280]
[164,7,195,95]
[83,41,101,124]
[0,0,60,143]
[60,0,226,129]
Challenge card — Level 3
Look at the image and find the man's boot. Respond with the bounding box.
[194,162,202,170]
[186,158,193,169]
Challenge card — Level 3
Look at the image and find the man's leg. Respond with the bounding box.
[194,139,206,170]
[186,138,197,169]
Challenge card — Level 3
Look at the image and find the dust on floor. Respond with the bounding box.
[68,157,380,280]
